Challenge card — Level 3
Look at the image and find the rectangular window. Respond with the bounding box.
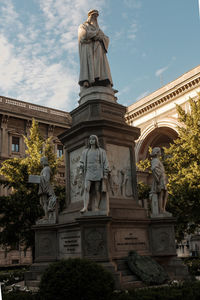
[57,144,63,157]
[12,259,19,265]
[12,136,20,152]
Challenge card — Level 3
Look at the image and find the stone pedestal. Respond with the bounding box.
[149,217,176,257]
[149,217,189,280]
[79,86,117,105]
[25,88,189,288]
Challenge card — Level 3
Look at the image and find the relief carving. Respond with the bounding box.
[70,147,85,203]
[84,228,106,256]
[107,144,133,198]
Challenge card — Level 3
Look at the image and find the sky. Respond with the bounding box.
[0,0,199,112]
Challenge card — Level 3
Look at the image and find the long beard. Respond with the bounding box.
[89,17,98,27]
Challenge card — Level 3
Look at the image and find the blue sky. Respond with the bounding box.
[0,0,199,112]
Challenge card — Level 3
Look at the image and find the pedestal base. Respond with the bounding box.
[79,86,117,105]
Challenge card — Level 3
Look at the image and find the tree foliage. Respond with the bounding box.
[164,96,200,240]
[0,119,63,249]
[137,95,200,240]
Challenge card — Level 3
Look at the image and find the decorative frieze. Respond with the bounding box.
[126,76,200,124]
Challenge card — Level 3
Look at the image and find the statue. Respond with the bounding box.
[149,147,170,216]
[79,135,109,213]
[38,157,57,222]
[78,9,113,88]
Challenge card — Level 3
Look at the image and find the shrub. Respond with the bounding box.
[110,281,200,300]
[183,257,200,276]
[39,258,115,300]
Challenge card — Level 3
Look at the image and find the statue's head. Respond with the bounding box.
[88,9,99,17]
[150,147,161,157]
[87,9,99,22]
[40,156,49,166]
[88,135,99,148]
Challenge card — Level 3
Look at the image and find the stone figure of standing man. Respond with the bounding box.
[78,9,113,88]
[80,135,109,213]
[150,147,171,216]
[38,157,57,222]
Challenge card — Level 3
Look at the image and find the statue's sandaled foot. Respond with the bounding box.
[80,207,87,213]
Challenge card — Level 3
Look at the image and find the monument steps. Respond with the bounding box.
[114,259,144,288]
[25,263,49,288]
[121,280,144,289]
[25,280,40,288]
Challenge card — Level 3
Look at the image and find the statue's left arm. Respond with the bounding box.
[102,149,109,178]
[97,29,109,53]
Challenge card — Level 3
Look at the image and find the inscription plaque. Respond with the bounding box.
[114,229,148,252]
[59,231,81,258]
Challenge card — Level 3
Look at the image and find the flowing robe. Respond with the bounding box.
[38,166,56,212]
[78,21,113,86]
[150,157,167,194]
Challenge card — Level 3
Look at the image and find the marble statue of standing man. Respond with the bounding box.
[38,157,57,222]
[78,9,113,88]
[150,147,171,216]
[80,135,109,213]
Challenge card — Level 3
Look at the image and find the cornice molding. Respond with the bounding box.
[125,76,200,125]
[0,95,72,127]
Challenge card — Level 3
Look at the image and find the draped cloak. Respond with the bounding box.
[150,157,167,194]
[38,166,56,212]
[78,21,113,86]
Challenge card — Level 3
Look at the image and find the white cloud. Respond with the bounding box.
[155,66,168,77]
[0,35,24,90]
[123,0,141,9]
[0,0,108,111]
[136,91,149,101]
[127,23,138,40]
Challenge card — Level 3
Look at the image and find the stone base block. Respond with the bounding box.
[79,86,117,105]
[149,217,177,256]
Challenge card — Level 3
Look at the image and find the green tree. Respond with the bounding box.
[164,96,200,240]
[0,119,63,250]
[137,95,200,240]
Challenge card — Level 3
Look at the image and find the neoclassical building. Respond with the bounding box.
[126,65,200,185]
[126,65,200,257]
[0,95,71,265]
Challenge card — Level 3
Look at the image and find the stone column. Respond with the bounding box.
[47,125,55,138]
[1,115,9,158]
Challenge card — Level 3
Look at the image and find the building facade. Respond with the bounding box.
[0,95,71,265]
[126,65,200,256]
[126,65,200,186]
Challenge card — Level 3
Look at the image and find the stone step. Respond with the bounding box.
[115,259,128,270]
[121,280,144,289]
[26,280,40,288]
[122,275,138,283]
[25,271,42,281]
[115,259,134,274]
[29,263,49,271]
